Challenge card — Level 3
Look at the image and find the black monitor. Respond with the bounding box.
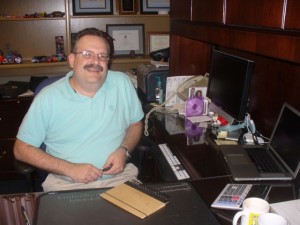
[207,50,254,125]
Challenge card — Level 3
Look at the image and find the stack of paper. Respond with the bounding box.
[270,199,300,225]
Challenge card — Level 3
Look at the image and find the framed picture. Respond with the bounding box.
[72,0,113,15]
[116,0,138,15]
[140,0,170,14]
[147,32,170,54]
[106,24,145,56]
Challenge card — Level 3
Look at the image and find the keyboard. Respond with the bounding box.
[158,143,190,180]
[245,148,282,173]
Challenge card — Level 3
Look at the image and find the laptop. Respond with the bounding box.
[220,102,300,181]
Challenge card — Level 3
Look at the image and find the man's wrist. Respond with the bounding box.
[119,145,131,159]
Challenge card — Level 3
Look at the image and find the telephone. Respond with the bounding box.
[150,47,169,62]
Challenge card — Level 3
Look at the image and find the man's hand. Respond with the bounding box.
[66,163,103,183]
[102,148,127,175]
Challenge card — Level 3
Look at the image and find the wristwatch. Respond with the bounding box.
[120,145,131,159]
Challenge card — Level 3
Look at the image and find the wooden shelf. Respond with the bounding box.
[0,57,152,77]
[0,17,66,21]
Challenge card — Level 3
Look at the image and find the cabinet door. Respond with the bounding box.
[0,97,33,139]
[192,0,224,24]
[0,139,15,176]
[285,0,300,30]
[226,0,285,29]
[170,0,191,21]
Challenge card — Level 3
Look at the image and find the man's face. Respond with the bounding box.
[68,35,109,85]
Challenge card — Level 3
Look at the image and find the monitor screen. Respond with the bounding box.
[270,103,300,177]
[207,50,254,124]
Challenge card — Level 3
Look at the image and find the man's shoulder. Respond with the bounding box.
[107,70,131,83]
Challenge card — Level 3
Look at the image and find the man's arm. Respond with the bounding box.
[103,120,143,174]
[14,139,102,183]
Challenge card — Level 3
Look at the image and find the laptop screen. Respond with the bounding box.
[269,103,300,177]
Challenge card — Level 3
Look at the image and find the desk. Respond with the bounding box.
[149,112,299,225]
[0,112,298,225]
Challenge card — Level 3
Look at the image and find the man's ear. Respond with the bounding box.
[68,53,75,68]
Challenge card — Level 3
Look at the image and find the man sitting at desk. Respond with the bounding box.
[14,27,144,191]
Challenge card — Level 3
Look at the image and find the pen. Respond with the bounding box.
[21,206,31,225]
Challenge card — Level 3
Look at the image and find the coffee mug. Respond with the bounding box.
[258,213,289,225]
[232,197,270,225]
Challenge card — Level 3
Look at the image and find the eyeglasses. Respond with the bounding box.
[74,50,110,62]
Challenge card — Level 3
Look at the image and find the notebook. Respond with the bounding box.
[100,180,169,219]
[219,102,300,181]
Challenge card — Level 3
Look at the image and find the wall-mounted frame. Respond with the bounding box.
[140,0,170,14]
[147,32,170,54]
[116,0,138,15]
[72,0,113,15]
[106,24,145,56]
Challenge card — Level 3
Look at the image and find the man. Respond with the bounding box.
[14,28,144,191]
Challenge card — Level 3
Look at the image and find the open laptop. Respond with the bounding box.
[220,102,300,181]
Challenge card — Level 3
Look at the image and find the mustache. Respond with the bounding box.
[83,64,103,72]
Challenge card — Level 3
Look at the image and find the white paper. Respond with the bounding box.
[165,75,194,107]
[112,30,139,51]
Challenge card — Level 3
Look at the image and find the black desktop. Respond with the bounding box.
[207,50,254,126]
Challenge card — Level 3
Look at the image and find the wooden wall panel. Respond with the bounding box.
[192,0,224,24]
[226,0,285,29]
[285,0,300,30]
[169,34,211,76]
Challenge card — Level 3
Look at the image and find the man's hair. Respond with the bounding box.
[71,27,113,55]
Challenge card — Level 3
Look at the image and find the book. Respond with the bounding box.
[100,180,169,219]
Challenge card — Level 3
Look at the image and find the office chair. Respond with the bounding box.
[14,75,65,191]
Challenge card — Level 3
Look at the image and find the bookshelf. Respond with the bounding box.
[0,0,169,78]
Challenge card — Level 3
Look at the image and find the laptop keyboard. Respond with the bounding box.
[246,148,282,173]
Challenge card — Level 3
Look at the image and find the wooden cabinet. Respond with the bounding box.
[0,97,33,179]
[169,0,300,136]
[226,0,285,28]
[0,0,170,77]
[192,0,224,24]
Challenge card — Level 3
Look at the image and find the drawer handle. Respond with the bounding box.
[0,150,7,158]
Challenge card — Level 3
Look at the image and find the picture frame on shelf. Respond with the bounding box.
[140,0,170,14]
[106,24,145,56]
[116,0,138,15]
[147,32,170,54]
[72,0,113,15]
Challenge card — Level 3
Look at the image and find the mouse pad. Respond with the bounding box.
[33,182,221,225]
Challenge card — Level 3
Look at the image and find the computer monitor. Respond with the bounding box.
[207,50,254,125]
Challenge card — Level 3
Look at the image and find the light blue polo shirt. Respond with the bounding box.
[17,70,144,169]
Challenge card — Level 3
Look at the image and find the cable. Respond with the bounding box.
[144,92,176,136]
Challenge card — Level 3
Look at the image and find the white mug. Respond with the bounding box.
[258,213,289,225]
[232,197,270,225]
